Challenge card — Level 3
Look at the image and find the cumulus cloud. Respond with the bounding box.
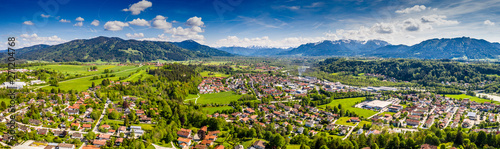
[23,21,34,25]
[129,18,150,26]
[484,20,495,26]
[122,0,152,15]
[185,16,204,27]
[126,33,145,38]
[214,36,327,48]
[91,20,100,26]
[420,15,459,25]
[401,18,425,31]
[396,5,427,14]
[41,14,50,18]
[19,33,66,48]
[75,17,84,22]
[74,22,83,27]
[104,21,129,31]
[147,16,206,43]
[371,23,395,34]
[152,15,172,30]
[59,19,71,23]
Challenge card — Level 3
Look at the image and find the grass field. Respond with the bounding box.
[318,97,377,118]
[200,71,230,78]
[379,112,396,116]
[335,117,359,126]
[26,65,136,75]
[123,69,151,82]
[445,94,498,104]
[41,66,144,91]
[287,145,301,149]
[203,106,233,114]
[0,98,11,107]
[196,92,242,105]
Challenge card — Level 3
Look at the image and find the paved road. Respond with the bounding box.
[419,106,436,129]
[92,97,110,133]
[444,107,458,128]
[342,123,359,140]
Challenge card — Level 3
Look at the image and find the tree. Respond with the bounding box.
[455,131,464,146]
[86,132,96,140]
[272,134,286,148]
[300,144,310,149]
[319,145,329,149]
[477,131,487,147]
[0,101,6,110]
[371,143,379,149]
[92,82,95,88]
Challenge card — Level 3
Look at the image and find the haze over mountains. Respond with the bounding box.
[6,36,500,62]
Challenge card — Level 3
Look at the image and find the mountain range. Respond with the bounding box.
[6,36,232,62]
[278,37,500,59]
[6,36,500,62]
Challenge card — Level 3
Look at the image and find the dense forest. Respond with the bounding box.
[318,58,500,87]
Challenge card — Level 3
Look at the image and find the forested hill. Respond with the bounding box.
[280,37,500,59]
[317,58,500,86]
[14,37,231,62]
[170,40,233,56]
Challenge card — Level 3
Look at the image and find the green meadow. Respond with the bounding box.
[318,97,377,118]
[196,91,242,104]
[445,94,498,104]
[41,65,145,91]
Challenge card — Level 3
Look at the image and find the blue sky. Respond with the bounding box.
[1,0,500,49]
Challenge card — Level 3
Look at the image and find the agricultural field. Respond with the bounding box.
[41,65,145,91]
[202,106,233,114]
[25,64,136,75]
[317,97,378,118]
[445,94,498,104]
[196,91,242,104]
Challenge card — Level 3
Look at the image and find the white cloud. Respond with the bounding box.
[420,15,459,25]
[139,34,169,42]
[122,0,152,15]
[59,19,71,23]
[129,18,150,26]
[185,16,204,27]
[152,15,172,30]
[75,17,84,22]
[371,23,395,34]
[91,20,100,26]
[104,21,129,31]
[23,21,34,25]
[484,20,495,26]
[126,33,145,38]
[19,33,66,48]
[396,5,427,14]
[147,16,206,43]
[74,22,83,27]
[41,14,50,18]
[213,36,327,48]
